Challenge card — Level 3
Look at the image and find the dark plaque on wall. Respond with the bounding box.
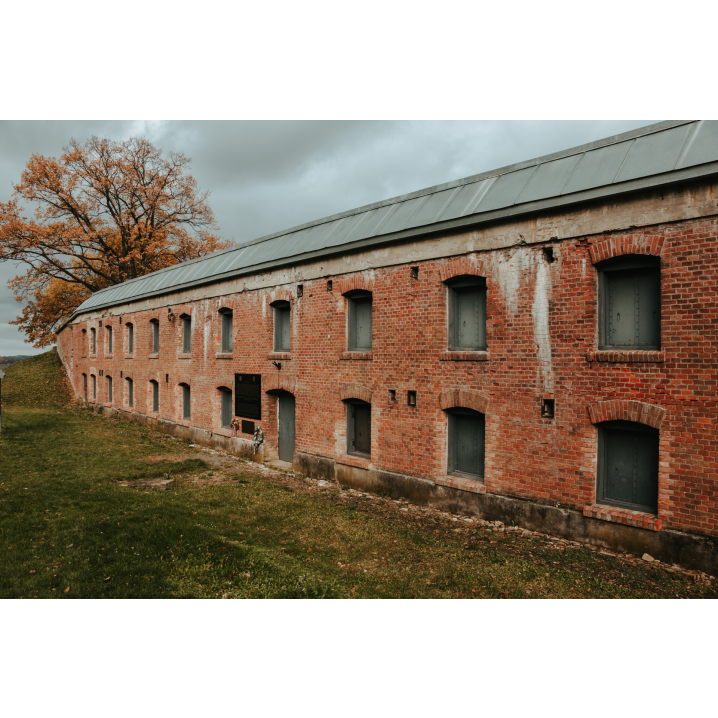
[241,420,255,435]
[235,373,261,420]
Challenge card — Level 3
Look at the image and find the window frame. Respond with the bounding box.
[126,323,134,354]
[446,275,487,352]
[596,420,659,514]
[272,301,291,352]
[180,314,192,354]
[446,407,486,479]
[346,289,373,351]
[106,326,113,354]
[219,308,233,353]
[90,327,97,354]
[149,319,160,353]
[127,378,134,408]
[346,399,371,458]
[150,379,159,413]
[107,375,113,403]
[597,255,661,351]
[181,383,191,420]
[91,374,97,400]
[220,387,233,428]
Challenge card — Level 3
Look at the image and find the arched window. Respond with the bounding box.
[82,373,87,400]
[180,314,192,353]
[107,375,113,403]
[597,255,660,350]
[150,379,159,413]
[219,308,233,353]
[219,387,233,427]
[445,275,487,351]
[446,407,485,479]
[597,420,658,513]
[91,374,97,400]
[150,318,160,353]
[106,326,113,354]
[126,323,134,354]
[271,301,291,352]
[346,399,371,457]
[180,383,191,420]
[345,290,372,351]
[126,378,134,408]
[90,327,97,354]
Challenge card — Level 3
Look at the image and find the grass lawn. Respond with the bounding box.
[0,350,715,599]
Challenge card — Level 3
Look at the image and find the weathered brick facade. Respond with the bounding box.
[57,207,718,544]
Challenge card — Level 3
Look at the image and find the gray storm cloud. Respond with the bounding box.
[0,120,655,354]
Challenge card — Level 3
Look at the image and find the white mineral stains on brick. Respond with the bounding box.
[532,254,554,391]
[494,247,529,316]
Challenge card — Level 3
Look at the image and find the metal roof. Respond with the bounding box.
[71,120,718,318]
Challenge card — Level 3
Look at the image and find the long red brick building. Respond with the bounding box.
[56,120,718,572]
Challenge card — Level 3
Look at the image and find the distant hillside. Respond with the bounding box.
[1,350,71,407]
[0,355,32,366]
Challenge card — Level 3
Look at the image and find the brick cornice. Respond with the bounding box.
[265,373,297,394]
[589,234,664,264]
[439,389,489,414]
[587,400,666,429]
[439,256,487,283]
[337,274,374,295]
[340,382,372,403]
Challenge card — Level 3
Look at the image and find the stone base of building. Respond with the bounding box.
[81,401,717,576]
[296,451,718,576]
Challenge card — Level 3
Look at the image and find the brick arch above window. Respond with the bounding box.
[337,274,374,295]
[439,257,487,283]
[123,370,134,380]
[589,235,664,264]
[340,383,372,404]
[214,377,235,391]
[147,371,160,383]
[439,389,489,414]
[265,373,296,394]
[269,288,294,304]
[176,375,192,386]
[587,400,666,429]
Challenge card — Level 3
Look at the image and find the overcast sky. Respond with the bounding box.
[0,120,656,355]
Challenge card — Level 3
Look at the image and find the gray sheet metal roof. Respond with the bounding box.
[71,120,718,318]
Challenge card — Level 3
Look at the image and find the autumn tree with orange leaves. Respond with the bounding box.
[0,136,231,347]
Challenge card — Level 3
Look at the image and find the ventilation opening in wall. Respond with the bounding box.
[165,374,169,383]
[410,266,419,280]
[297,284,304,298]
[541,398,555,419]
[389,389,396,402]
[327,280,333,292]
[408,390,417,407]
[542,247,556,263]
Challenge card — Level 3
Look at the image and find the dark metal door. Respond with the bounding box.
[602,426,658,512]
[278,393,295,462]
[353,402,371,455]
[449,412,485,477]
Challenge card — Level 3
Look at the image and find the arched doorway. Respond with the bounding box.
[277,391,296,462]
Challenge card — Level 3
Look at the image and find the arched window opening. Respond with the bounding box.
[90,327,97,354]
[180,314,192,353]
[345,399,371,458]
[180,383,191,420]
[271,301,291,352]
[345,290,372,351]
[597,255,660,350]
[597,420,659,513]
[126,378,134,408]
[82,373,87,400]
[91,374,97,400]
[219,387,233,428]
[219,308,233,353]
[150,379,159,413]
[446,407,485,479]
[126,323,134,354]
[106,326,113,354]
[107,376,113,403]
[150,318,160,353]
[445,275,487,351]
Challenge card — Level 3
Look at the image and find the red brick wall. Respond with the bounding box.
[57,215,718,537]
